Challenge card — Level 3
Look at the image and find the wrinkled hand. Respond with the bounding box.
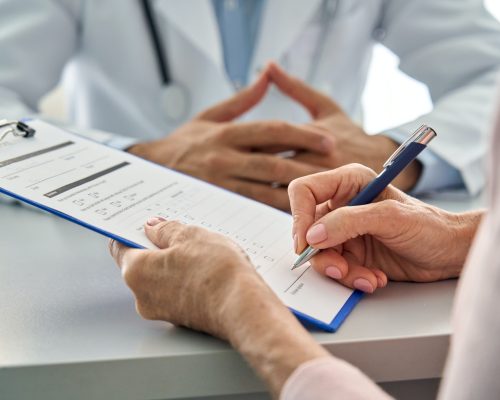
[110,218,330,397]
[267,63,421,191]
[128,72,331,211]
[289,164,481,293]
[109,218,280,339]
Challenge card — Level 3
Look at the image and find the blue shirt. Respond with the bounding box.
[212,0,265,89]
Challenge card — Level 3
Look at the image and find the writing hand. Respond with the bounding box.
[288,164,481,293]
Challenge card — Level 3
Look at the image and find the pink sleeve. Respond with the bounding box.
[280,357,393,400]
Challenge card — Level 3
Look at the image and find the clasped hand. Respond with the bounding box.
[129,64,421,211]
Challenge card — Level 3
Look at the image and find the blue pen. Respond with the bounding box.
[291,125,437,270]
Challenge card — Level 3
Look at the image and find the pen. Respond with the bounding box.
[292,124,437,270]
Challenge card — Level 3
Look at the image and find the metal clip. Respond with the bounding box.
[383,125,437,168]
[0,120,36,143]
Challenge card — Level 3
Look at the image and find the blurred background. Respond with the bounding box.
[40,0,500,135]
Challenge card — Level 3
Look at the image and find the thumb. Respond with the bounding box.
[144,217,185,249]
[305,200,408,249]
[196,72,270,122]
[267,62,341,119]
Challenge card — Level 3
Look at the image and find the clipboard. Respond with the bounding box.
[0,119,363,332]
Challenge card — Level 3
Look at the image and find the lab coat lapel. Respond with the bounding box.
[251,0,322,75]
[155,0,224,70]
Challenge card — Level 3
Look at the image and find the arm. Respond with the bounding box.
[223,280,392,400]
[109,166,482,397]
[109,219,391,399]
[380,0,500,195]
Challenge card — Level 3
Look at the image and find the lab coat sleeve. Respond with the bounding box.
[0,0,137,150]
[379,0,500,195]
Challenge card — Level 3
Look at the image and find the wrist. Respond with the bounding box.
[435,209,484,278]
[451,210,484,267]
[220,273,329,397]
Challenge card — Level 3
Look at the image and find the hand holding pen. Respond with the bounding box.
[288,126,438,292]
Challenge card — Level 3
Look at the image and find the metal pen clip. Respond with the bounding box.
[383,125,437,168]
[0,120,36,143]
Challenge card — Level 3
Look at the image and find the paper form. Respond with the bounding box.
[0,120,358,328]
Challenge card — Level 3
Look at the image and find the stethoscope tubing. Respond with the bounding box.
[140,0,171,85]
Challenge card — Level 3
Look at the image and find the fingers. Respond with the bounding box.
[220,121,333,155]
[196,72,269,122]
[266,62,341,119]
[289,164,378,252]
[231,153,325,186]
[310,249,388,293]
[109,239,145,270]
[224,178,292,211]
[305,200,408,250]
[144,218,190,249]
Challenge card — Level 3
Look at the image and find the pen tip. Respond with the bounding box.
[291,261,301,270]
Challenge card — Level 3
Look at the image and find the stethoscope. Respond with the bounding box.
[140,0,190,123]
[140,0,338,122]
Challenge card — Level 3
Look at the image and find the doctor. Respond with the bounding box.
[1,1,500,209]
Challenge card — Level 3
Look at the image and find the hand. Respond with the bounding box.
[128,72,332,211]
[109,217,268,338]
[289,164,482,293]
[267,63,422,191]
[110,218,329,397]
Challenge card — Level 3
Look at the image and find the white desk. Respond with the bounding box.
[0,195,484,400]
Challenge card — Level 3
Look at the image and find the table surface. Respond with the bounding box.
[0,194,484,400]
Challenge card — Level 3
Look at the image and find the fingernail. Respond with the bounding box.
[377,277,385,288]
[353,278,374,294]
[146,216,166,226]
[293,234,298,253]
[325,266,342,280]
[306,224,327,244]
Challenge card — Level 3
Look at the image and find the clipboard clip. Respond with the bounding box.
[0,120,36,143]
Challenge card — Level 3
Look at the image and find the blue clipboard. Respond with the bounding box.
[0,120,363,332]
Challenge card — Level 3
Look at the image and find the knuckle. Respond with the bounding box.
[267,120,288,133]
[167,222,191,243]
[383,199,407,220]
[267,159,287,181]
[203,151,227,171]
[287,178,302,195]
[183,225,204,240]
[214,123,233,142]
[243,156,268,176]
[233,182,252,197]
[155,221,178,244]
[346,163,375,176]
[334,208,357,238]
[380,198,402,213]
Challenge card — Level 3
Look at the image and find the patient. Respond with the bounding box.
[109,105,500,398]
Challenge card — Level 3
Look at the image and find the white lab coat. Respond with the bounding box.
[0,0,500,194]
